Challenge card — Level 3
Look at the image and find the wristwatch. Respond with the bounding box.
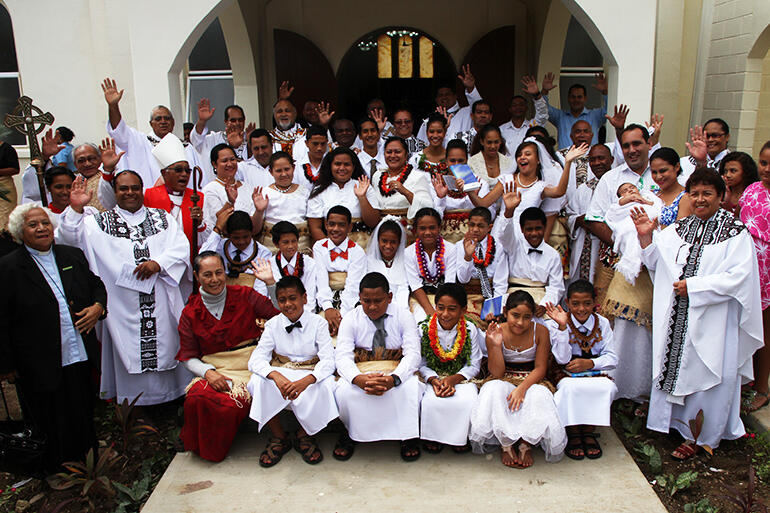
[391,374,401,387]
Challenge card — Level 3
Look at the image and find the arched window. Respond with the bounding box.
[0,5,23,145]
[186,18,233,132]
[559,16,604,110]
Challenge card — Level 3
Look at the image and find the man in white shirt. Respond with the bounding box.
[417,65,482,144]
[236,129,275,190]
[452,100,493,153]
[190,100,254,180]
[333,272,422,461]
[332,119,357,149]
[294,126,329,190]
[679,118,731,182]
[499,75,549,155]
[356,119,386,176]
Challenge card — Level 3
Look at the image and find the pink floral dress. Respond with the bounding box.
[739,181,770,309]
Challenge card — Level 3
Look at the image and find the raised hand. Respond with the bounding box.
[685,125,708,164]
[101,78,124,106]
[544,302,569,329]
[250,258,276,285]
[630,206,655,247]
[521,75,540,96]
[69,175,93,213]
[502,180,521,212]
[99,138,125,172]
[605,104,629,132]
[485,321,503,348]
[278,80,294,100]
[41,129,65,160]
[458,64,475,91]
[224,180,239,204]
[564,143,589,163]
[371,108,387,132]
[226,127,244,149]
[214,204,234,233]
[541,72,557,94]
[316,101,335,127]
[197,98,215,123]
[354,176,370,198]
[462,233,478,260]
[592,72,608,95]
[647,113,665,147]
[251,186,268,212]
[245,122,256,136]
[431,174,448,198]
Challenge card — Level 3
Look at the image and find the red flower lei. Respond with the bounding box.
[379,164,412,197]
[275,252,304,278]
[472,235,496,268]
[416,236,445,285]
[302,163,320,184]
[427,314,468,362]
[418,154,465,199]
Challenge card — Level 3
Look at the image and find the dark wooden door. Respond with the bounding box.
[462,26,516,126]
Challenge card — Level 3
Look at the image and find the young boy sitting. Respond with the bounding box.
[202,206,272,293]
[456,206,509,325]
[544,279,618,460]
[495,199,564,318]
[419,283,483,454]
[269,221,318,311]
[312,205,367,335]
[247,276,339,467]
[333,272,423,462]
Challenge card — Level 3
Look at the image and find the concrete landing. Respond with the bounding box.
[142,427,667,513]
[746,406,770,433]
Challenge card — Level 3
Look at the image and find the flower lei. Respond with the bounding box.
[378,164,412,197]
[275,252,304,278]
[416,236,445,285]
[302,163,320,184]
[472,235,495,268]
[420,315,472,376]
[418,154,465,199]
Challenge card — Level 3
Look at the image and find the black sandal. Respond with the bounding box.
[332,433,356,461]
[259,437,292,468]
[400,439,421,462]
[294,433,323,465]
[582,432,602,460]
[423,440,444,454]
[565,434,585,460]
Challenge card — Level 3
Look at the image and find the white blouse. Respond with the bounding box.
[370,168,434,219]
[263,184,310,225]
[307,180,380,219]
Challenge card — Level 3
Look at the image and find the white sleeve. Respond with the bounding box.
[183,358,216,378]
[591,318,618,371]
[313,242,333,310]
[335,314,361,382]
[443,241,458,283]
[542,254,565,305]
[340,250,367,315]
[492,248,509,296]
[458,323,483,380]
[455,250,474,284]
[248,322,277,378]
[465,86,482,105]
[98,173,117,210]
[311,317,336,381]
[56,207,88,248]
[189,125,209,153]
[404,245,424,292]
[546,320,572,365]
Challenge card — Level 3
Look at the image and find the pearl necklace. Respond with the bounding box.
[272,183,292,193]
[516,173,537,189]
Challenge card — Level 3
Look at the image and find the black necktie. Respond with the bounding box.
[285,321,302,333]
[528,248,542,255]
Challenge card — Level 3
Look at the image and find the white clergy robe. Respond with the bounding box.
[548,314,618,427]
[334,303,422,441]
[106,120,203,188]
[641,210,763,447]
[269,252,319,312]
[456,234,509,297]
[56,205,192,405]
[312,237,367,315]
[190,127,249,186]
[247,311,339,435]
[419,319,483,445]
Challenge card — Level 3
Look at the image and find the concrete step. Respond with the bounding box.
[745,406,770,433]
[142,427,667,513]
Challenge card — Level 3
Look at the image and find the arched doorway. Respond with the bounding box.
[462,26,516,127]
[337,27,456,123]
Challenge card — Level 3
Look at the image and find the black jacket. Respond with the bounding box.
[0,244,107,391]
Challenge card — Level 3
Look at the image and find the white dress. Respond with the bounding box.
[370,167,434,220]
[201,179,255,230]
[469,332,567,462]
[262,184,310,225]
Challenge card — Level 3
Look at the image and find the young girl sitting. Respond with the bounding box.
[469,291,567,468]
[366,216,410,309]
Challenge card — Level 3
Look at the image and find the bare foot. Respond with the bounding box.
[501,446,521,468]
[518,442,533,468]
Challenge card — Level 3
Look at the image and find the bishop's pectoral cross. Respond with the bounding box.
[3,96,54,206]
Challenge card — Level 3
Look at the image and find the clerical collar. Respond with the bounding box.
[116,206,147,224]
[25,244,52,257]
[165,186,184,197]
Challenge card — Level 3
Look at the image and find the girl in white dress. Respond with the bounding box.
[366,216,410,309]
[371,137,433,224]
[201,144,255,231]
[469,291,567,468]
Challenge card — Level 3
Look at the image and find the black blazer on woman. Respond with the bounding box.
[0,243,107,391]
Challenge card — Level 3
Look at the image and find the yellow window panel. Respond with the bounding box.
[377,34,392,79]
[398,35,412,78]
[419,36,433,78]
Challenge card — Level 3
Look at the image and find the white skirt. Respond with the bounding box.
[420,382,478,446]
[335,375,421,442]
[554,377,617,427]
[247,368,339,436]
[469,380,566,462]
[609,319,652,402]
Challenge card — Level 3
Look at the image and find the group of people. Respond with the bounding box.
[0,66,768,473]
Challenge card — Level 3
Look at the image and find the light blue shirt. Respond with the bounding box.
[51,142,76,172]
[26,246,88,366]
[545,95,608,149]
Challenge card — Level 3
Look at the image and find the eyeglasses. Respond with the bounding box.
[394,119,413,125]
[166,166,191,174]
[704,132,726,139]
[152,116,172,122]
[75,156,100,165]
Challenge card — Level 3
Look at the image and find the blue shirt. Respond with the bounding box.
[51,142,76,172]
[545,95,608,149]
[26,246,88,366]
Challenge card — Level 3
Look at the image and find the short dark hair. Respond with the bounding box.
[210,142,235,167]
[113,169,143,190]
[505,290,536,314]
[384,136,408,154]
[519,207,547,228]
[183,122,194,131]
[327,205,352,223]
[525,125,551,139]
[435,282,467,308]
[269,151,294,170]
[413,207,442,227]
[471,100,491,114]
[509,94,527,105]
[426,112,446,129]
[44,166,75,187]
[359,271,389,293]
[249,128,272,144]
[225,211,253,234]
[357,118,378,135]
[568,83,587,96]
[719,151,759,188]
[621,123,650,143]
[224,105,245,121]
[469,206,492,225]
[685,167,726,198]
[193,250,224,273]
[567,279,596,299]
[276,275,306,295]
[704,118,730,135]
[306,125,328,139]
[271,220,299,245]
[55,126,75,142]
[446,139,468,157]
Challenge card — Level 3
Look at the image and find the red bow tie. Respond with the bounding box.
[330,249,349,261]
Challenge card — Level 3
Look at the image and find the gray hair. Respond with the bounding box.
[149,105,173,122]
[7,203,58,244]
[73,142,101,156]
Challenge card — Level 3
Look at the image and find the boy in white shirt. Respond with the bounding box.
[268,221,318,311]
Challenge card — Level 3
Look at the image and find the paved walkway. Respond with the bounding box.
[142,427,667,513]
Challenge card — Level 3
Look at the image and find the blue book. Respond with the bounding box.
[481,294,505,320]
[449,164,481,191]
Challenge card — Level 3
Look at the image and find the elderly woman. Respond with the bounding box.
[176,251,279,462]
[634,168,763,460]
[0,204,106,472]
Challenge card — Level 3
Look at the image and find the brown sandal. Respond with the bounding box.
[259,437,292,468]
[294,434,323,465]
[671,441,700,461]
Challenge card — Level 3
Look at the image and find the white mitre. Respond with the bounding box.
[152,133,187,168]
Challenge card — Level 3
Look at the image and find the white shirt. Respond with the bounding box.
[269,252,318,312]
[200,179,256,231]
[335,303,421,383]
[419,319,483,381]
[404,239,458,292]
[200,231,272,294]
[312,237,367,314]
[499,96,549,155]
[585,162,657,223]
[262,184,310,225]
[547,313,618,371]
[236,158,273,191]
[249,310,336,382]
[357,145,387,177]
[456,234,509,297]
[306,180,380,220]
[418,86,483,145]
[293,154,324,191]
[190,126,249,186]
[678,148,729,185]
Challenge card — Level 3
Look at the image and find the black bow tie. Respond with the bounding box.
[285,321,302,333]
[528,248,543,255]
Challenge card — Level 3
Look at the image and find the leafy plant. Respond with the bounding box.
[747,431,770,484]
[719,466,768,513]
[655,470,698,497]
[47,447,121,510]
[684,498,720,513]
[616,409,645,437]
[113,458,153,512]
[114,392,158,452]
[634,442,662,473]
[675,409,713,455]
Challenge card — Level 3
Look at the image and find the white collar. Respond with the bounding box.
[571,313,595,332]
[280,309,309,330]
[25,244,53,257]
[280,252,298,268]
[329,237,350,252]
[115,206,147,224]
